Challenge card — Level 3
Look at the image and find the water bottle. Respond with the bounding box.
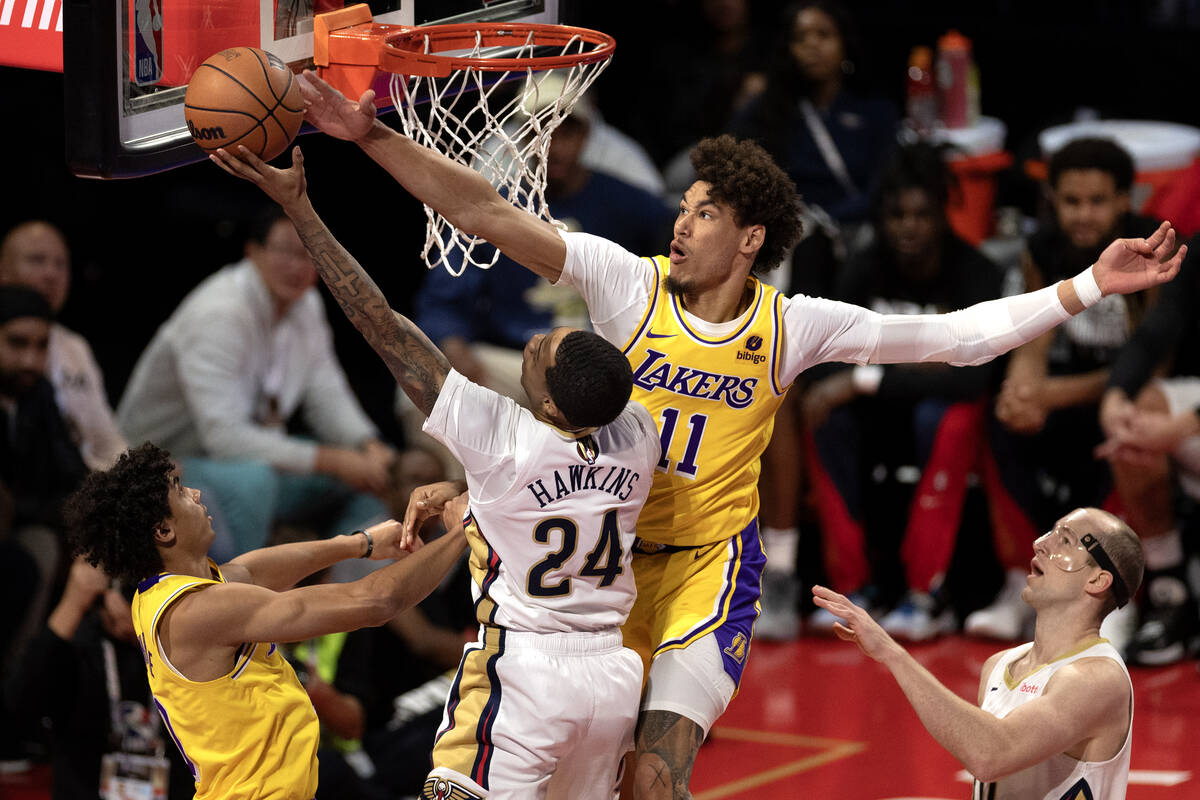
[906,46,937,136]
[936,30,972,129]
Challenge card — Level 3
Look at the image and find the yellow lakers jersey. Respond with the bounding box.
[131,561,320,800]
[622,256,788,546]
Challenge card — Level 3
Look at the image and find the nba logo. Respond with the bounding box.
[576,435,599,465]
[133,0,164,86]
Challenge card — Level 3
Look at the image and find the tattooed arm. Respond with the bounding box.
[210,145,451,416]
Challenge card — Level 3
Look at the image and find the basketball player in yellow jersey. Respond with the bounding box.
[296,72,1185,800]
[815,507,1143,800]
[64,443,470,800]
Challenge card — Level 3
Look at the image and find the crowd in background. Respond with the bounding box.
[3,1,1200,797]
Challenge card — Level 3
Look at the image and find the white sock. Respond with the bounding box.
[1143,529,1184,571]
[762,526,799,575]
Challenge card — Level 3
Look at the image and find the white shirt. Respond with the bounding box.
[48,324,127,470]
[424,369,660,633]
[116,259,377,471]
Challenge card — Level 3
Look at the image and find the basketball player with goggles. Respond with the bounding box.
[287,74,1182,800]
[815,507,1142,800]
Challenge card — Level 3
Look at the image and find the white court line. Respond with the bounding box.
[20,0,35,27]
[38,0,53,30]
[0,0,15,26]
[956,769,1192,787]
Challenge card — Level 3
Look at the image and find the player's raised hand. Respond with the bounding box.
[210,144,308,211]
[811,585,901,663]
[402,480,468,548]
[298,70,377,142]
[1093,220,1186,296]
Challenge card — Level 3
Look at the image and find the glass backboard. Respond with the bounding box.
[64,0,563,178]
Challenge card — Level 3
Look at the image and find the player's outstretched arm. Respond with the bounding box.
[839,222,1188,369]
[296,70,567,282]
[219,519,417,591]
[811,586,1126,782]
[170,513,469,647]
[211,145,451,416]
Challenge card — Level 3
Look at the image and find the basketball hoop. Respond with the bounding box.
[314,8,616,274]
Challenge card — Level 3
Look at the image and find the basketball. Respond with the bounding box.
[184,47,305,161]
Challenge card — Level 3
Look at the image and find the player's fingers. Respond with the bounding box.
[1143,220,1170,252]
[357,89,376,111]
[1152,226,1177,261]
[235,145,270,171]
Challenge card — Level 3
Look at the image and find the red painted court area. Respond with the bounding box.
[691,636,1199,799]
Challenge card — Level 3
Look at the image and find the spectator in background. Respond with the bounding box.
[0,287,88,670]
[728,0,898,235]
[0,221,127,471]
[116,205,394,561]
[642,0,770,171]
[5,557,194,800]
[971,138,1161,644]
[803,142,1005,641]
[405,102,674,477]
[1096,232,1200,665]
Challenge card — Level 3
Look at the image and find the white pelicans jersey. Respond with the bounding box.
[973,638,1132,800]
[424,369,660,633]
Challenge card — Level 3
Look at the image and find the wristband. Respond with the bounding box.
[355,529,373,558]
[1072,265,1103,309]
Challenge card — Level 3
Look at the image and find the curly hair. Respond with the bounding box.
[544,330,633,429]
[64,442,174,586]
[690,136,804,276]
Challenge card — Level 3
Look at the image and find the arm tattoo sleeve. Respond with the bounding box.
[292,215,451,416]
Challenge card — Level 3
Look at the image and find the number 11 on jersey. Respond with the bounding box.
[657,407,708,479]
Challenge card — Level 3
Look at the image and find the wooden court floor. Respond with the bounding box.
[691,635,1199,799]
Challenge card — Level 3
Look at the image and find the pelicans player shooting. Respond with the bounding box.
[419,337,660,800]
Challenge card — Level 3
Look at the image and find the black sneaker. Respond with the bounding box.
[1126,576,1200,666]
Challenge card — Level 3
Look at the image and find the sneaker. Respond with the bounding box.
[964,569,1033,641]
[1126,608,1199,667]
[880,591,956,642]
[807,586,881,634]
[756,570,800,641]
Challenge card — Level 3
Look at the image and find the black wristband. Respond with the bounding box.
[355,529,373,558]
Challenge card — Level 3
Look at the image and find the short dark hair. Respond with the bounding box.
[246,204,290,246]
[873,141,955,224]
[1090,511,1145,617]
[1047,137,1135,193]
[690,136,804,276]
[544,331,633,428]
[65,443,174,586]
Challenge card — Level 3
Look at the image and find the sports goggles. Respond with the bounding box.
[1033,528,1130,608]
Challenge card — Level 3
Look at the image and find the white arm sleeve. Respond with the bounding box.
[871,282,1070,366]
[556,231,655,346]
[780,281,1072,382]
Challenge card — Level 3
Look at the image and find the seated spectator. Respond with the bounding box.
[0,220,128,470]
[727,0,898,234]
[404,106,674,476]
[0,286,88,671]
[803,142,1005,641]
[1096,232,1200,665]
[632,0,770,170]
[4,556,194,800]
[116,205,394,560]
[971,137,1161,644]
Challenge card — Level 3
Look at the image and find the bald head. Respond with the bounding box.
[1074,507,1145,613]
[0,221,71,313]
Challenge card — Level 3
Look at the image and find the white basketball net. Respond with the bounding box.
[389,31,612,275]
